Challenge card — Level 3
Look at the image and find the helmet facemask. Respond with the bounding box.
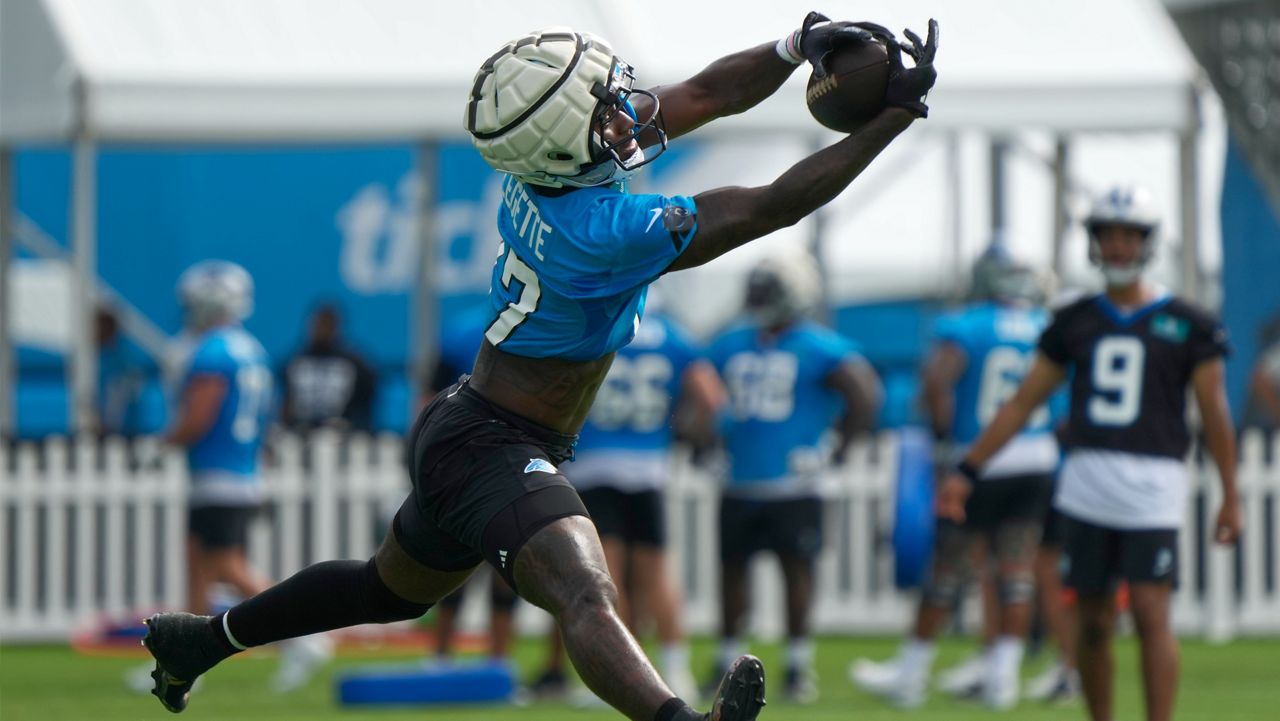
[570,66,667,188]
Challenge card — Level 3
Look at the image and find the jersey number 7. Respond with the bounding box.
[486,247,542,346]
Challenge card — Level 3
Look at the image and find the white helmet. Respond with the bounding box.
[464,28,667,188]
[1084,185,1160,286]
[177,260,254,330]
[745,253,823,327]
[970,239,1045,304]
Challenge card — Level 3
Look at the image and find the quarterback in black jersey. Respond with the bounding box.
[937,186,1241,721]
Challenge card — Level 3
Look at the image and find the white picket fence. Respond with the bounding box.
[1,430,1278,643]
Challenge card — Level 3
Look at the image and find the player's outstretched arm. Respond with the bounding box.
[1192,358,1242,544]
[665,20,937,272]
[936,354,1064,522]
[666,107,915,271]
[638,13,874,141]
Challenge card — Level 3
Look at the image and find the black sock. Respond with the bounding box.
[209,559,431,649]
[655,696,701,721]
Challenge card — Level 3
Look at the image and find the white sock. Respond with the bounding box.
[900,637,937,679]
[718,638,744,669]
[990,636,1025,678]
[786,637,814,671]
[662,641,691,677]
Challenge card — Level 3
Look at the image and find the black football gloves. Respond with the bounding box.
[796,11,875,78]
[852,19,940,118]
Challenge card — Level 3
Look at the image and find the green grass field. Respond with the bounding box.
[2,635,1276,721]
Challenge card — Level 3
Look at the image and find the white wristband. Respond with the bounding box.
[775,29,804,64]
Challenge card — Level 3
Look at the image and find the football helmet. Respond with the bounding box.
[465,28,667,188]
[745,253,823,327]
[970,240,1044,304]
[177,260,254,330]
[1084,185,1160,286]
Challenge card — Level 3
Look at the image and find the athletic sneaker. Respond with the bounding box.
[850,657,926,709]
[847,657,899,688]
[1024,663,1080,704]
[141,613,231,713]
[783,665,819,704]
[982,665,1019,710]
[705,654,767,721]
[270,634,334,693]
[936,651,986,696]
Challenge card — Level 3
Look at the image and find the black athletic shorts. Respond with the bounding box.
[578,487,665,546]
[964,473,1054,530]
[188,505,257,550]
[719,496,824,561]
[393,379,589,592]
[1061,512,1179,595]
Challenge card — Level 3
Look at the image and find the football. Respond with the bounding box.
[805,40,890,132]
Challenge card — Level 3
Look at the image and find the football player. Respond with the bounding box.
[142,14,938,721]
[708,254,883,704]
[936,187,1242,721]
[165,261,330,693]
[851,243,1059,709]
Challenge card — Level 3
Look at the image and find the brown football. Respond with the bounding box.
[805,40,890,132]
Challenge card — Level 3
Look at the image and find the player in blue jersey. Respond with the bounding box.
[155,261,330,694]
[707,254,883,705]
[538,302,724,703]
[143,16,938,721]
[936,187,1241,721]
[852,244,1059,710]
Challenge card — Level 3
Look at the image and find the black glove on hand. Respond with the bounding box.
[796,11,875,78]
[853,18,939,118]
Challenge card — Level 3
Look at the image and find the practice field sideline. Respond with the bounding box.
[2,636,1275,721]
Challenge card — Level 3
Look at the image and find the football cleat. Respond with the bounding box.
[141,613,229,713]
[706,654,767,721]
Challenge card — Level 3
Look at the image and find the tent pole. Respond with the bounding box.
[947,131,963,299]
[989,136,1009,243]
[0,147,13,438]
[1051,137,1070,279]
[411,142,440,401]
[1179,88,1201,304]
[70,133,97,436]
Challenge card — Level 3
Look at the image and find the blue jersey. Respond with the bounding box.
[577,314,701,452]
[570,314,701,492]
[182,326,273,503]
[709,320,860,492]
[485,175,697,360]
[933,302,1060,478]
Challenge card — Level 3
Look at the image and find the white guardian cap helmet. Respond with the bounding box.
[1084,185,1160,286]
[745,253,823,327]
[465,28,667,188]
[177,260,254,330]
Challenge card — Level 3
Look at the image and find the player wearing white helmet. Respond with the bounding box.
[709,254,882,704]
[144,14,938,721]
[146,261,331,697]
[936,188,1241,721]
[853,242,1061,710]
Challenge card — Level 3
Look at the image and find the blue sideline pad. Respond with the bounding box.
[338,659,517,706]
[892,426,936,589]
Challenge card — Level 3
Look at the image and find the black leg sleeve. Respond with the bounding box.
[217,559,431,649]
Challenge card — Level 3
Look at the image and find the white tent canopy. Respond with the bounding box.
[2,0,1200,143]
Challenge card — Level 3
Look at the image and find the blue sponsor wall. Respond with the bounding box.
[1219,138,1280,424]
[12,142,499,436]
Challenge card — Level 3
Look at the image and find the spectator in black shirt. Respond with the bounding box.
[281,303,377,432]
